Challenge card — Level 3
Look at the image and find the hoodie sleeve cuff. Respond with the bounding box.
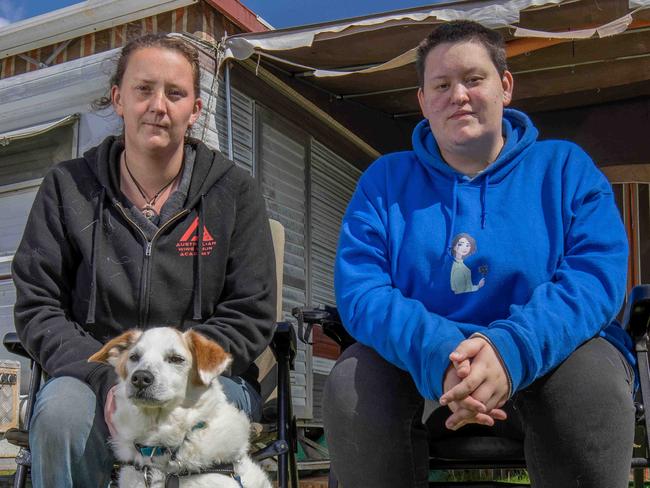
[425,337,465,400]
[470,322,528,395]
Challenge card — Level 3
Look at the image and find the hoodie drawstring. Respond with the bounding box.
[481,174,490,229]
[446,174,490,255]
[192,195,205,321]
[445,179,459,255]
[86,188,105,325]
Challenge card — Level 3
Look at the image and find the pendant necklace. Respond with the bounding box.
[123,152,183,220]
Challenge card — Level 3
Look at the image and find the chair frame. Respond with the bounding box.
[295,284,650,488]
[3,218,300,488]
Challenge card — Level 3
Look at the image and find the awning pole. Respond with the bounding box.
[224,60,234,161]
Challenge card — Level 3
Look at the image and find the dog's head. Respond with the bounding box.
[89,328,232,407]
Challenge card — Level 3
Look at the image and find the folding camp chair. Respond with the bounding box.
[294,284,650,488]
[3,218,299,488]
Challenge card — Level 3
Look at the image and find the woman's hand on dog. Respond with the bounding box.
[104,385,118,438]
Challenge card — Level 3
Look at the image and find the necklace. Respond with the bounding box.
[123,152,183,220]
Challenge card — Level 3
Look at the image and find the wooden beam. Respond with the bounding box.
[509,24,650,72]
[601,164,650,183]
[507,38,566,58]
[512,80,650,112]
[517,0,631,33]
[513,54,650,100]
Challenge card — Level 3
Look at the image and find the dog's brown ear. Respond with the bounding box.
[88,330,142,369]
[185,330,232,386]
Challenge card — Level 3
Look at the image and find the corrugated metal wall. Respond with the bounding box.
[211,75,255,175]
[215,94,363,421]
[310,140,361,307]
[196,71,255,175]
[309,139,360,423]
[256,108,312,418]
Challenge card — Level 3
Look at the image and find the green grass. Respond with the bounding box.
[429,469,530,483]
[429,470,650,487]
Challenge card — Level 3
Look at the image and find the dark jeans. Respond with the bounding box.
[323,338,635,488]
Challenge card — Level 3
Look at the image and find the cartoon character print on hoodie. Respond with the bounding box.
[335,109,632,401]
[12,136,276,407]
[449,232,486,294]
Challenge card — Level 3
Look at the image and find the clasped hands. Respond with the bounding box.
[440,336,509,431]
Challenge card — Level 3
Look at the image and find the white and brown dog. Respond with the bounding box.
[90,327,272,488]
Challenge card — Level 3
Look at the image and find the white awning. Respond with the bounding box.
[224,0,650,79]
[225,0,565,63]
[220,0,650,120]
[0,114,78,147]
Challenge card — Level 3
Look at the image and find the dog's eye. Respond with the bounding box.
[168,355,185,364]
[129,353,140,362]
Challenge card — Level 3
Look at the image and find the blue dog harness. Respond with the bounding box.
[127,421,244,488]
[132,463,244,488]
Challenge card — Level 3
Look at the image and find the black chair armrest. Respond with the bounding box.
[270,322,297,368]
[3,332,30,359]
[625,285,650,339]
[321,318,355,352]
[291,306,355,351]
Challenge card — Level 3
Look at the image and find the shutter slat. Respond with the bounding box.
[259,116,312,419]
[310,140,361,307]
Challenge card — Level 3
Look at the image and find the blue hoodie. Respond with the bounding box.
[334,108,630,400]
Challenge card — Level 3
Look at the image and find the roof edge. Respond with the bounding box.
[0,0,196,59]
[203,0,270,33]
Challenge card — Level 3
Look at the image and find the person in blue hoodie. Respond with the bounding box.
[323,20,635,488]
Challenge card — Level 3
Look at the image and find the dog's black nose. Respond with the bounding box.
[131,370,154,389]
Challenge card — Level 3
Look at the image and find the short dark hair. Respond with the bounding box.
[415,20,507,87]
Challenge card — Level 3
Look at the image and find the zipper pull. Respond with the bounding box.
[145,241,152,256]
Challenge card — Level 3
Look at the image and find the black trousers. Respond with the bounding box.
[323,337,635,488]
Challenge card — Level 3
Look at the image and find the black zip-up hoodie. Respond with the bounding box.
[12,136,276,406]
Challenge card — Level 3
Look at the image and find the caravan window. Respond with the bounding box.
[0,117,77,385]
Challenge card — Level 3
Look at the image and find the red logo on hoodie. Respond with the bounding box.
[176,217,215,257]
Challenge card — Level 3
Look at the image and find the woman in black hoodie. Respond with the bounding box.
[12,34,276,488]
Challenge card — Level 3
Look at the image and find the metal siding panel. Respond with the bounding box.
[259,115,313,418]
[309,140,361,307]
[229,90,255,175]
[208,75,254,175]
[197,72,224,152]
[308,141,360,424]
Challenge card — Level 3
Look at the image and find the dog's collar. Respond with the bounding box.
[136,444,171,458]
[167,464,244,487]
[125,461,244,488]
[135,420,208,458]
